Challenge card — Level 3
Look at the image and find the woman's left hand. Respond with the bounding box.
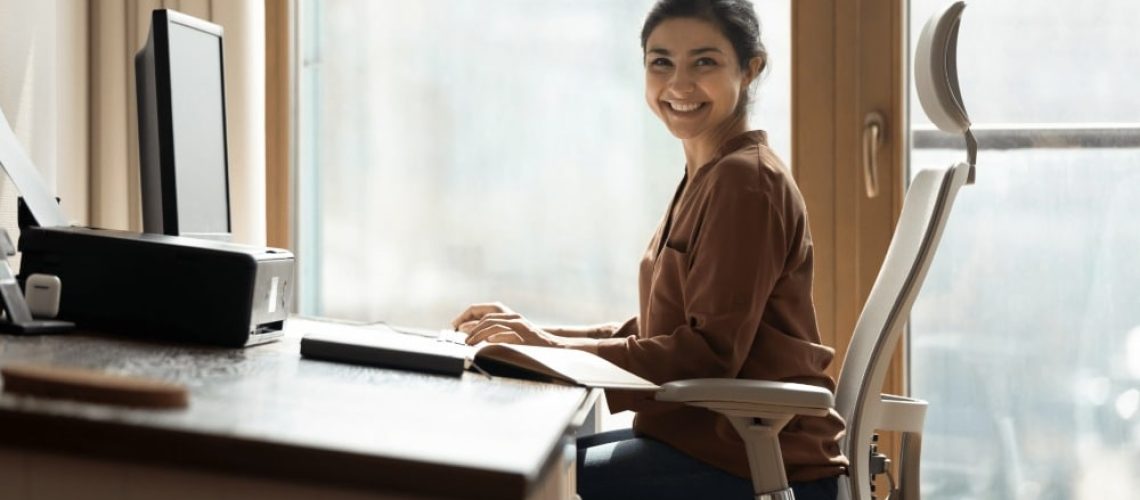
[465,315,565,347]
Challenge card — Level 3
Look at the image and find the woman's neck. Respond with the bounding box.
[681,114,749,179]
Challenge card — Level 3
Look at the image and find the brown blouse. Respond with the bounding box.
[592,131,848,482]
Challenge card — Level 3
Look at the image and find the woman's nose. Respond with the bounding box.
[666,68,696,95]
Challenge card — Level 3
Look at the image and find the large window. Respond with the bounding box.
[297,1,789,328]
[908,1,1140,498]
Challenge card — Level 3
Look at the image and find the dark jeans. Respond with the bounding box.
[577,429,838,500]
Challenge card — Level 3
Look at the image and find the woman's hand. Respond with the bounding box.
[451,302,516,332]
[451,302,564,347]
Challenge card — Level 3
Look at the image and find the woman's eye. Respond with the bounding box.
[650,58,672,67]
[695,57,718,67]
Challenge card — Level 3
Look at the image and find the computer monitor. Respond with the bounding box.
[135,9,232,241]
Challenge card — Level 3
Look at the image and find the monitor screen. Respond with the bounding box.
[136,9,231,240]
[168,20,230,237]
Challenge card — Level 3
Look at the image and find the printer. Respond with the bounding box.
[17,221,293,347]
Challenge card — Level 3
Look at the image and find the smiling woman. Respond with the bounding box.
[450,1,844,499]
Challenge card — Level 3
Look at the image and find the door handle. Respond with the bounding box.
[863,112,885,198]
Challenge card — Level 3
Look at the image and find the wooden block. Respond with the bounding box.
[1,363,188,409]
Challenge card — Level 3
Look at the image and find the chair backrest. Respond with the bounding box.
[834,3,974,498]
[835,161,970,495]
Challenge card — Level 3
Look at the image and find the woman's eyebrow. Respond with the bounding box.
[646,47,724,56]
[689,47,723,55]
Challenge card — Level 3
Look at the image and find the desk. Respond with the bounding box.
[0,318,598,499]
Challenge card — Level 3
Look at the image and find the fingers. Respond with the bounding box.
[451,304,490,329]
[466,321,517,345]
[450,302,514,329]
[458,313,521,334]
[466,317,538,345]
[471,313,521,334]
[485,332,524,344]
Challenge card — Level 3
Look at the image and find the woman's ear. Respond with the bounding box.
[745,56,765,84]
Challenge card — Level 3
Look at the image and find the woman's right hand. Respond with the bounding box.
[451,302,521,334]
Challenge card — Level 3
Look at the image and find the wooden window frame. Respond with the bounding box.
[265,0,292,250]
[793,0,908,487]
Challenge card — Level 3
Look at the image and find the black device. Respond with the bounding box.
[135,9,232,241]
[17,222,292,347]
[300,325,469,377]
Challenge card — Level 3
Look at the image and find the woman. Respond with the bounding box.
[452,1,847,498]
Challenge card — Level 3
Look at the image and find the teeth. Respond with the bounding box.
[669,101,702,112]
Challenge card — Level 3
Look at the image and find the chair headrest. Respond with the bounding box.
[915,1,970,134]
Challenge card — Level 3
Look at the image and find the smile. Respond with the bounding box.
[665,101,706,113]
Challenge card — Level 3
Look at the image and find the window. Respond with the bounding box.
[908,1,1140,498]
[296,0,790,328]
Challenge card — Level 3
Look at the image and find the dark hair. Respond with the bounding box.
[641,0,767,109]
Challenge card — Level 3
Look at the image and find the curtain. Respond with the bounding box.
[90,0,266,245]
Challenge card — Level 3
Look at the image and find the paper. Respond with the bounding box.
[0,105,69,228]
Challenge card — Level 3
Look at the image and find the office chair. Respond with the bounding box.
[655,2,976,499]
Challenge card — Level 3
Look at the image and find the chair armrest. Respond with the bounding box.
[658,379,834,496]
[656,379,833,417]
[877,393,927,434]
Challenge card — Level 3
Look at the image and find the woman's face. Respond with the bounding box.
[644,18,755,142]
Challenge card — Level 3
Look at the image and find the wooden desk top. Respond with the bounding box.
[0,318,590,499]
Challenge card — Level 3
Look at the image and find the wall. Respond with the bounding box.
[0,0,89,239]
